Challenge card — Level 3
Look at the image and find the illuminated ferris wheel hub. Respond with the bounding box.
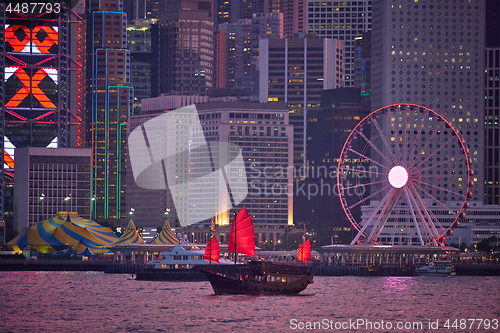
[388,166,408,189]
[337,104,473,247]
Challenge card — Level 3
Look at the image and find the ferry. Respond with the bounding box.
[414,261,456,276]
[135,244,233,281]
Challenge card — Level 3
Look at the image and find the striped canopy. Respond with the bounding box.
[152,220,180,244]
[105,220,144,247]
[6,213,119,254]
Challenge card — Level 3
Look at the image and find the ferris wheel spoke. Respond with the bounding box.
[415,184,449,208]
[419,180,464,197]
[347,148,392,171]
[405,185,438,245]
[408,185,442,241]
[372,117,399,163]
[410,125,442,165]
[418,159,451,173]
[367,189,402,242]
[342,179,389,192]
[351,188,394,245]
[346,184,392,210]
[355,130,394,166]
[403,187,425,246]
[408,124,426,163]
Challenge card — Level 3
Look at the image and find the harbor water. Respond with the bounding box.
[1,271,499,332]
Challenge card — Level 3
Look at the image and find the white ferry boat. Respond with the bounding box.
[414,261,456,276]
[135,244,233,280]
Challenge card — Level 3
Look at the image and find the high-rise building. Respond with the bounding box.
[218,13,283,92]
[127,19,155,113]
[484,0,500,205]
[282,0,305,37]
[151,0,215,97]
[215,0,240,26]
[191,102,294,227]
[353,31,372,108]
[305,0,372,88]
[259,36,344,168]
[124,0,167,22]
[294,88,369,244]
[371,0,485,202]
[86,0,134,229]
[239,0,282,20]
[1,1,85,231]
[13,147,91,231]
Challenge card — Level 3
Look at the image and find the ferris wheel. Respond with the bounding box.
[337,104,473,246]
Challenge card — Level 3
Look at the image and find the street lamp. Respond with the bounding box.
[39,193,45,220]
[90,195,96,221]
[129,208,135,221]
[64,196,71,212]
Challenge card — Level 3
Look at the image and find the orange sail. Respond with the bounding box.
[297,239,311,262]
[204,236,220,263]
[228,206,256,257]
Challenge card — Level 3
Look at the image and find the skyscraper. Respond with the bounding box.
[371,0,485,202]
[86,0,134,229]
[151,0,215,97]
[259,36,344,168]
[1,1,85,229]
[484,0,500,205]
[305,0,372,88]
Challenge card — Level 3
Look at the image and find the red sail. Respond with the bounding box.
[204,236,220,263]
[228,206,256,257]
[297,239,311,262]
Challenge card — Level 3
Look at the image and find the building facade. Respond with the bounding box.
[86,0,134,229]
[151,0,215,97]
[13,147,91,231]
[305,0,372,88]
[371,0,485,202]
[1,1,85,231]
[259,36,343,168]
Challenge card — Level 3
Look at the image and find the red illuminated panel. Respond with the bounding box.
[32,26,59,54]
[5,25,58,54]
[5,68,57,109]
[5,25,30,52]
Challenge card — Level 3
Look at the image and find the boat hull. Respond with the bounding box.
[201,269,313,295]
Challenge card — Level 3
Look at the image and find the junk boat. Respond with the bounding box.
[414,261,456,276]
[201,206,314,295]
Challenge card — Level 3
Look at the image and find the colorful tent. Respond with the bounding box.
[152,220,180,244]
[104,220,144,247]
[6,213,119,254]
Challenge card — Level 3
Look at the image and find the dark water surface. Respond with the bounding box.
[1,271,499,333]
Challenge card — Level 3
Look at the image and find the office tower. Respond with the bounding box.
[282,0,305,36]
[0,2,85,230]
[191,102,293,227]
[13,147,91,231]
[127,19,155,113]
[484,0,500,205]
[215,0,240,26]
[124,0,167,22]
[371,0,485,202]
[353,31,372,108]
[240,0,281,20]
[218,13,283,92]
[305,0,372,88]
[296,88,369,244]
[259,36,343,168]
[151,0,215,97]
[86,0,134,229]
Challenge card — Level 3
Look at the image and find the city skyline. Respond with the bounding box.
[1,0,499,250]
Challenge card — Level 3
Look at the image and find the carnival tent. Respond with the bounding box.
[6,212,118,254]
[152,220,180,245]
[104,220,144,247]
